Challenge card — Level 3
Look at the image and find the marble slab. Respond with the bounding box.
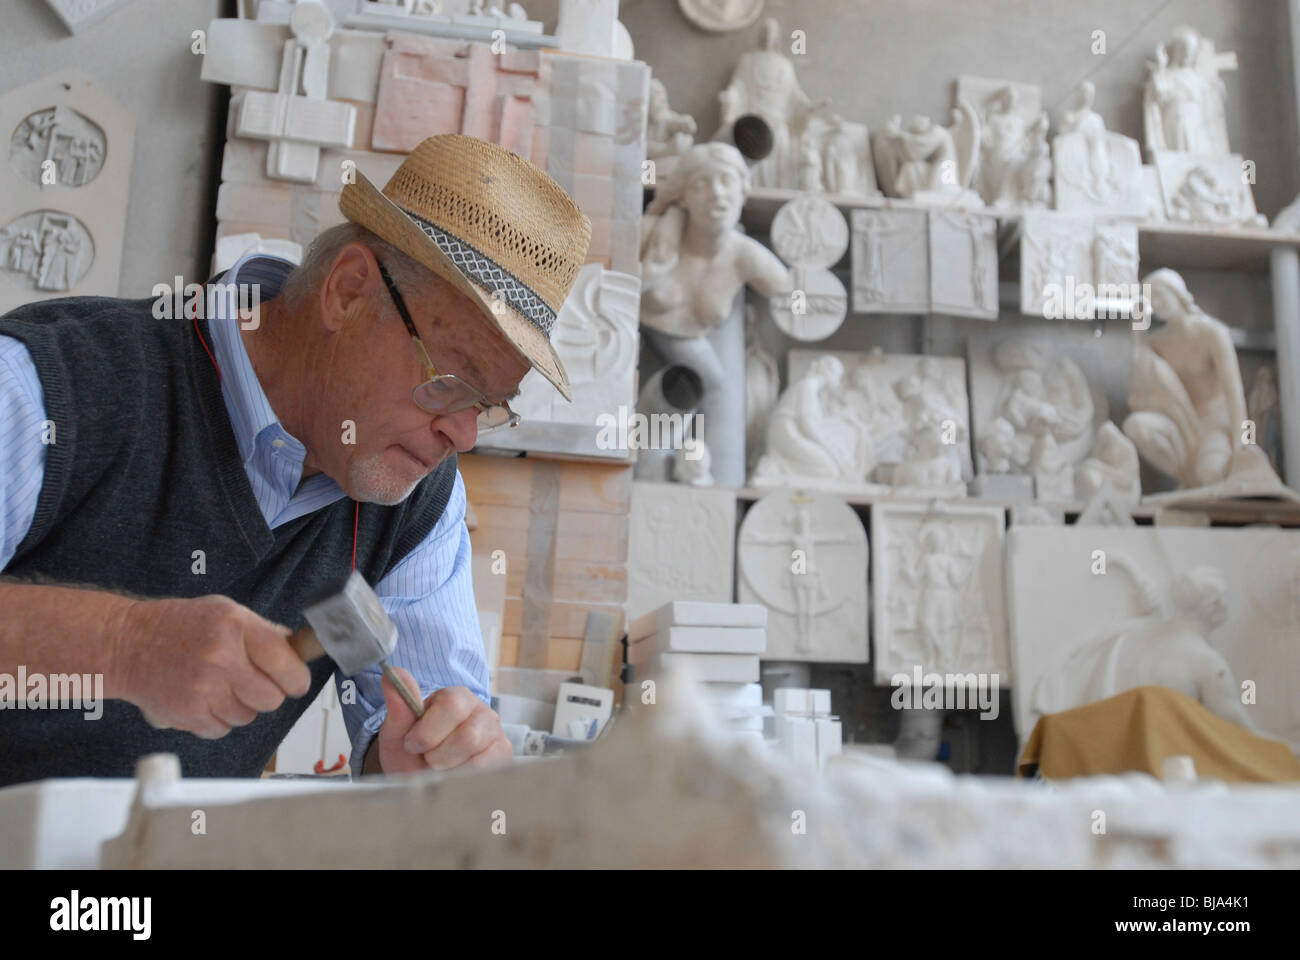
[1019,209,1139,320]
[928,209,998,320]
[627,482,737,622]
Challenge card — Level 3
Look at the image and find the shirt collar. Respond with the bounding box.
[205,254,301,467]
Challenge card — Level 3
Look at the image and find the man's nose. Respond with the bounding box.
[432,406,479,453]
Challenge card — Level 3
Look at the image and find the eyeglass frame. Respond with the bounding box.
[376,261,521,433]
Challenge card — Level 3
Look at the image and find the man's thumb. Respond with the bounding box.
[377,666,423,740]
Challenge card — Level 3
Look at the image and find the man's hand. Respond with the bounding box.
[111,595,312,739]
[373,666,512,774]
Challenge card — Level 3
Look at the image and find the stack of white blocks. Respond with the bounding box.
[773,688,842,771]
[627,601,770,741]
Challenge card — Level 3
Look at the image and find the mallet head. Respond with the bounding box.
[302,570,398,676]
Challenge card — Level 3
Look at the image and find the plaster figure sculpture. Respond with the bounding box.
[770,193,849,269]
[872,104,982,207]
[640,142,791,484]
[972,338,1102,491]
[1053,81,1145,217]
[714,17,829,190]
[672,434,715,486]
[9,107,106,188]
[678,0,766,33]
[973,85,1051,209]
[1027,562,1254,738]
[1151,150,1265,227]
[744,305,780,474]
[1019,210,1139,318]
[1247,366,1283,474]
[646,79,697,182]
[891,359,969,497]
[850,208,929,314]
[872,503,1008,685]
[759,350,973,494]
[1075,421,1142,506]
[751,356,882,492]
[820,114,878,197]
[1143,26,1235,157]
[1124,269,1294,501]
[640,142,790,339]
[738,488,869,662]
[0,211,93,293]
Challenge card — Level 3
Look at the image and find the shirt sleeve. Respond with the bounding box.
[340,468,488,775]
[0,335,48,572]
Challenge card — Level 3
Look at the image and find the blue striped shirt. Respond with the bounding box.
[0,254,488,775]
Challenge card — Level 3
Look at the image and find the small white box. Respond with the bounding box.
[815,718,842,770]
[551,683,613,739]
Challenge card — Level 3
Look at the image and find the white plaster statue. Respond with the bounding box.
[639,141,790,479]
[714,17,829,189]
[983,342,1096,479]
[1075,421,1141,506]
[640,142,790,340]
[647,78,697,172]
[1054,80,1145,215]
[1030,564,1255,734]
[1124,269,1284,495]
[1247,366,1282,473]
[1165,161,1262,226]
[872,103,981,207]
[975,85,1051,209]
[753,355,870,487]
[672,435,715,486]
[1143,26,1233,157]
[892,362,966,494]
[822,114,868,196]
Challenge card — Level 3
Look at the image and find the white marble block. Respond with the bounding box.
[851,208,929,314]
[0,72,134,312]
[627,483,737,622]
[1007,527,1300,751]
[928,210,998,320]
[43,0,137,33]
[737,488,868,663]
[967,331,1112,499]
[871,503,1009,687]
[629,650,761,683]
[1019,210,1139,320]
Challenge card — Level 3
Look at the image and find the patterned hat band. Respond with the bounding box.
[397,205,558,337]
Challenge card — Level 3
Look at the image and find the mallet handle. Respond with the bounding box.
[288,627,326,663]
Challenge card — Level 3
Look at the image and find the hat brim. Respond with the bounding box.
[339,170,572,402]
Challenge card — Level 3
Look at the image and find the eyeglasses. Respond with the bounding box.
[377,262,520,434]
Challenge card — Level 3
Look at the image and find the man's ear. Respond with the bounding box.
[320,243,380,332]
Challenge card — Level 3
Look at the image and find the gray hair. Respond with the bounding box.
[279,220,436,316]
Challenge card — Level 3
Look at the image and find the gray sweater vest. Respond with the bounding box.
[0,295,457,786]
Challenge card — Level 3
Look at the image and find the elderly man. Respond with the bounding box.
[0,135,591,786]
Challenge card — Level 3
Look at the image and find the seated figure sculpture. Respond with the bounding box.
[1123,269,1287,498]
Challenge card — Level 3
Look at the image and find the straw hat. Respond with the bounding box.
[339,134,591,401]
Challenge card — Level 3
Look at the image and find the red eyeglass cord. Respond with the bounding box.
[193,309,358,571]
